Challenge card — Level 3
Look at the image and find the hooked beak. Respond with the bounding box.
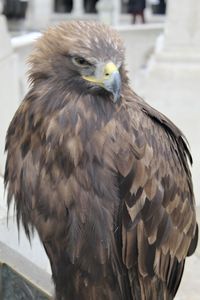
[83,62,121,103]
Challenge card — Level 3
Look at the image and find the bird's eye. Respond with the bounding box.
[72,57,90,67]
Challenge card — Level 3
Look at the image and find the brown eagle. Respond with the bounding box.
[4,21,198,300]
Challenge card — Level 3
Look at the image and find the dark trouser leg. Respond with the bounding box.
[132,13,137,24]
[140,11,145,23]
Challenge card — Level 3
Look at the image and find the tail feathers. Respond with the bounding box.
[128,265,175,300]
[187,224,198,256]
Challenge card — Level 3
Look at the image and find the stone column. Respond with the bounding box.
[26,0,54,30]
[0,0,3,13]
[112,0,121,26]
[96,0,121,26]
[136,0,200,205]
[72,0,84,16]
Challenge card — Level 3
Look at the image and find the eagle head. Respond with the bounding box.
[28,21,127,103]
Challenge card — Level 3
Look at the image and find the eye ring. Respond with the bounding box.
[72,56,90,67]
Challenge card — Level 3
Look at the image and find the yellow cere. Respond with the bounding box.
[83,62,118,85]
[104,62,118,76]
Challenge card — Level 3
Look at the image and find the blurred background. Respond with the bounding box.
[0,0,199,299]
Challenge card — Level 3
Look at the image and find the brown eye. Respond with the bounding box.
[72,56,90,67]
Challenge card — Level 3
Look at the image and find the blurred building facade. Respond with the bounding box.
[1,0,167,30]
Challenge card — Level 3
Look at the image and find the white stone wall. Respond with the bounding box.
[0,177,51,273]
[117,24,164,83]
[0,16,19,176]
[11,32,42,99]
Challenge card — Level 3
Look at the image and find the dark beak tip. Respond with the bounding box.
[110,71,121,103]
[103,71,121,103]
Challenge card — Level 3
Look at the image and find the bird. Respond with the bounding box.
[4,21,198,300]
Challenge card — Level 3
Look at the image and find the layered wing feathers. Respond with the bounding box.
[119,96,198,299]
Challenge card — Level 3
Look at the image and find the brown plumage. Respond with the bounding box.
[4,21,198,300]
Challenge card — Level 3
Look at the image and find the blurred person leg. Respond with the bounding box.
[129,0,146,24]
[140,10,145,23]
